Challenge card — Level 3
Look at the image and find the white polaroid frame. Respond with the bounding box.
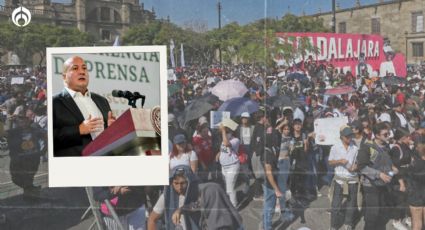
[47,46,169,187]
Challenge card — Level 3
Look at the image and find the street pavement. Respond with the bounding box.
[0,150,403,230]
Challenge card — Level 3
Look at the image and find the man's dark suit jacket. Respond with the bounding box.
[53,89,111,157]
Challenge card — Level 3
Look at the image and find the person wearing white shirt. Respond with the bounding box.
[328,126,359,230]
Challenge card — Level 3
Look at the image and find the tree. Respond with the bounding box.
[0,23,94,66]
[122,13,330,67]
[123,20,216,66]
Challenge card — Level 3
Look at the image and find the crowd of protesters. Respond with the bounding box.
[162,58,425,230]
[0,67,47,201]
[1,58,425,230]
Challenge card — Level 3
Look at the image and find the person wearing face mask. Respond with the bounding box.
[357,122,399,230]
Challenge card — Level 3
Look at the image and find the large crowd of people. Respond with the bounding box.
[0,67,47,200]
[1,58,425,230]
[163,59,425,230]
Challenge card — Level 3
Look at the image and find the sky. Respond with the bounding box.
[1,0,383,29]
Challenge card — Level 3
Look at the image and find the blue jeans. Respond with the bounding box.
[262,185,276,230]
[277,159,290,212]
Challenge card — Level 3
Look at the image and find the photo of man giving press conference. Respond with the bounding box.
[53,56,116,157]
[50,50,163,158]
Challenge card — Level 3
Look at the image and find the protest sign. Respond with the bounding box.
[314,116,349,145]
[11,77,24,85]
[210,111,230,129]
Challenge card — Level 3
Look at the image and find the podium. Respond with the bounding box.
[82,107,161,157]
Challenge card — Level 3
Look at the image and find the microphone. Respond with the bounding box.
[112,90,133,99]
[133,92,146,108]
[112,90,146,108]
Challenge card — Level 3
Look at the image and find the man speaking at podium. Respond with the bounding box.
[53,56,116,157]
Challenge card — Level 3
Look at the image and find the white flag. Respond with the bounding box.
[113,36,120,46]
[180,43,185,67]
[170,39,176,68]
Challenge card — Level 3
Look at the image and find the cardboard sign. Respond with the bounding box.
[314,116,349,145]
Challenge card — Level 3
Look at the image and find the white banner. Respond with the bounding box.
[170,39,176,68]
[180,43,185,67]
[314,116,349,145]
[11,77,24,85]
[168,69,176,81]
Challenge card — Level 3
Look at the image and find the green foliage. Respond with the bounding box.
[121,13,330,66]
[0,22,94,65]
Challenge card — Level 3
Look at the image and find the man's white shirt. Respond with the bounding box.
[65,87,104,139]
[329,140,358,184]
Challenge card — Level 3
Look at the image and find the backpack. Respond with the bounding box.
[237,145,248,164]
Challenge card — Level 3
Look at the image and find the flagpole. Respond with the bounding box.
[217,0,222,67]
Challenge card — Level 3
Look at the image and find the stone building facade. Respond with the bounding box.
[311,0,425,65]
[0,0,155,41]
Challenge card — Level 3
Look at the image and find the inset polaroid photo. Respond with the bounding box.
[47,46,169,187]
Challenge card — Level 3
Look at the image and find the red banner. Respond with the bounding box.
[276,32,406,77]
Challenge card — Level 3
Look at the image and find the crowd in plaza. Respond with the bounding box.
[0,67,47,200]
[1,58,425,230]
[163,59,425,230]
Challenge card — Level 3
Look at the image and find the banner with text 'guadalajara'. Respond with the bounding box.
[276,32,406,77]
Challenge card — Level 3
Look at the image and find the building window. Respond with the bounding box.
[412,42,424,57]
[100,7,111,21]
[338,22,346,33]
[101,30,111,41]
[371,18,380,34]
[114,10,121,23]
[412,11,424,33]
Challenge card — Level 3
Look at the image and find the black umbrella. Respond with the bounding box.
[178,98,214,128]
[199,93,219,105]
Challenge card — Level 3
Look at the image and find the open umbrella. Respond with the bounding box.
[211,79,248,101]
[218,97,259,117]
[178,98,213,128]
[324,86,355,95]
[199,93,219,105]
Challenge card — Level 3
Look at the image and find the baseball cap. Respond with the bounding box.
[173,134,186,144]
[241,112,250,118]
[340,125,354,137]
